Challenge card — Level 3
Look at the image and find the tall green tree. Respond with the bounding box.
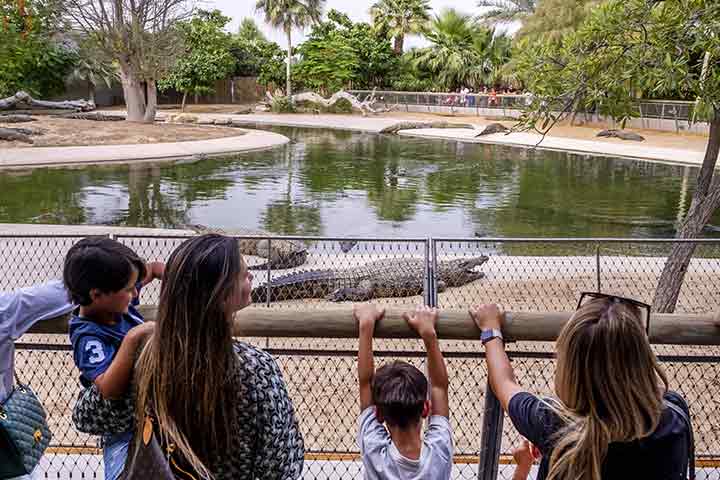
[518,0,600,43]
[159,10,236,111]
[237,17,267,42]
[477,0,537,25]
[0,0,76,97]
[255,0,325,96]
[515,0,720,312]
[411,9,512,91]
[294,9,397,92]
[370,0,430,54]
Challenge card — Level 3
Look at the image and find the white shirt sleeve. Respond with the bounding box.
[0,280,73,401]
[425,415,454,462]
[357,406,390,454]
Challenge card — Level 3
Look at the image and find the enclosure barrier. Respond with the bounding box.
[5,233,720,479]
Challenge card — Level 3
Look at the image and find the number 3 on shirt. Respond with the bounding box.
[85,340,106,364]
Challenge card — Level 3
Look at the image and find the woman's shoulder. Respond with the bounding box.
[231,341,281,375]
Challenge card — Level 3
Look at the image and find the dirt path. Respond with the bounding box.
[0,116,242,148]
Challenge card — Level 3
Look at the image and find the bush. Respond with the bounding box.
[271,96,296,113]
[295,98,353,114]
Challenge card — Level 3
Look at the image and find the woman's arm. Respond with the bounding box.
[470,304,526,411]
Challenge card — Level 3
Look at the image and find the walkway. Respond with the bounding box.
[0,128,289,170]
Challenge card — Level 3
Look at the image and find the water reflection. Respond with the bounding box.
[1,126,718,240]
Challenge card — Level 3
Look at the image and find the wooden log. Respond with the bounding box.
[0,91,95,112]
[27,306,720,345]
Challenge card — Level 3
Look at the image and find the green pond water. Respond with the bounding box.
[2,126,718,241]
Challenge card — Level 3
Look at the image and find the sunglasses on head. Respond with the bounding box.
[576,292,651,336]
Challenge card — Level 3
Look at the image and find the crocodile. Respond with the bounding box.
[251,256,489,302]
[184,224,308,270]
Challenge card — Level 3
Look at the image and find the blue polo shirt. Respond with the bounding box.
[69,287,144,388]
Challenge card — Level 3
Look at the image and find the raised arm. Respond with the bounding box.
[469,304,526,412]
[141,261,165,287]
[354,304,385,411]
[93,322,154,399]
[403,306,449,418]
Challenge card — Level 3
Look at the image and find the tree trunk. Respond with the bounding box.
[393,34,404,55]
[143,79,157,123]
[88,81,96,106]
[286,27,292,97]
[181,91,187,112]
[120,66,146,122]
[653,111,720,312]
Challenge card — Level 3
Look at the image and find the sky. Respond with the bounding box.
[207,0,499,48]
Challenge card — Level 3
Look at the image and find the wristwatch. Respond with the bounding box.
[481,328,504,345]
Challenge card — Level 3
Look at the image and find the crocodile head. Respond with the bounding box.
[438,255,489,286]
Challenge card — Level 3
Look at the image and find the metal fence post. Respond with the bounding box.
[478,382,504,480]
[428,238,439,308]
[596,242,602,293]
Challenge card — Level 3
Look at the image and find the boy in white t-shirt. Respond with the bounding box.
[354,304,453,480]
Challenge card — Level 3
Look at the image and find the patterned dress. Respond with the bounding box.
[72,341,305,480]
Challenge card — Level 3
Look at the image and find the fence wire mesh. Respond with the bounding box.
[5,234,720,479]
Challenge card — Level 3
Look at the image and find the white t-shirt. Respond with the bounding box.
[357,407,453,480]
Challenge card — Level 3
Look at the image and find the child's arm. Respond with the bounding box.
[354,304,385,411]
[141,261,165,287]
[93,322,154,399]
[512,439,540,480]
[403,306,449,418]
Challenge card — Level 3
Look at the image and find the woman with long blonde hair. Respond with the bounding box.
[131,234,304,479]
[471,295,692,480]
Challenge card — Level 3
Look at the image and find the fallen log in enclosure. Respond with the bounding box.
[0,91,95,112]
[29,306,720,345]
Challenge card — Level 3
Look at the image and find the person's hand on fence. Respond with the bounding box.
[512,439,541,480]
[469,303,504,332]
[402,306,439,340]
[353,304,385,335]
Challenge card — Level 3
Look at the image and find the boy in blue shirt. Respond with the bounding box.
[63,237,163,480]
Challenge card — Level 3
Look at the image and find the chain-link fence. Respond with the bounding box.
[3,234,719,479]
[347,90,700,125]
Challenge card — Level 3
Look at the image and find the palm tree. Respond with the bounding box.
[370,0,431,54]
[68,38,118,105]
[477,0,537,25]
[412,9,512,90]
[255,0,325,96]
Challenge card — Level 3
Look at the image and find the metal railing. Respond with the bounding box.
[4,234,719,479]
[347,90,700,124]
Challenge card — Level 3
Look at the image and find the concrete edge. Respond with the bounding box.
[396,129,707,169]
[0,129,290,170]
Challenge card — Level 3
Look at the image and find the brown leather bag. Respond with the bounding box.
[119,416,197,480]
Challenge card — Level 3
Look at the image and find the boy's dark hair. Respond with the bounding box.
[63,236,147,306]
[372,361,428,429]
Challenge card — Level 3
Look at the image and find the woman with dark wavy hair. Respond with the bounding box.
[132,233,304,479]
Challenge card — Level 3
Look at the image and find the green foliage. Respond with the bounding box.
[0,0,76,97]
[515,0,720,131]
[232,32,286,88]
[370,0,431,53]
[295,98,353,113]
[294,9,398,93]
[67,36,118,91]
[518,0,600,43]
[477,0,537,25]
[409,9,513,91]
[158,10,236,99]
[271,95,296,113]
[237,18,267,43]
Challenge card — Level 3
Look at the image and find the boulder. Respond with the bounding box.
[475,122,510,137]
[596,129,645,142]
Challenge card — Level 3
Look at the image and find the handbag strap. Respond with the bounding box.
[664,399,695,480]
